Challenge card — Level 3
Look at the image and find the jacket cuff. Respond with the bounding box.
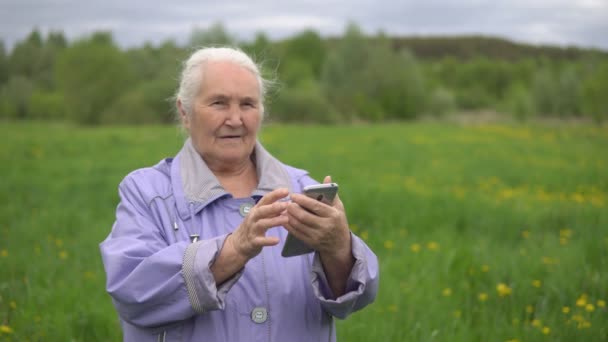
[182,234,243,314]
[310,232,367,318]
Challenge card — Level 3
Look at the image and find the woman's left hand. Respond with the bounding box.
[284,176,351,259]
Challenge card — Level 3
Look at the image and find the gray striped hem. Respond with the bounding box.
[182,241,205,314]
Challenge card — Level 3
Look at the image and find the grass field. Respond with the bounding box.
[1,121,607,341]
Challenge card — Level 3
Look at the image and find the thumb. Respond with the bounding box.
[323,175,332,184]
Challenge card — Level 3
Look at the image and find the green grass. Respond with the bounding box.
[1,121,607,341]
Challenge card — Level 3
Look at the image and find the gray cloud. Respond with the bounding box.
[1,0,607,50]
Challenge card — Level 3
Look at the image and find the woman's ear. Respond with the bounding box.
[177,99,190,131]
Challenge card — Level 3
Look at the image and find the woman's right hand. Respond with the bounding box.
[229,188,290,260]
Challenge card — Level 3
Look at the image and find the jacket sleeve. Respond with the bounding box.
[99,175,242,329]
[310,233,379,319]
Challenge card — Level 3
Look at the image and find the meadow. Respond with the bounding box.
[0,121,607,341]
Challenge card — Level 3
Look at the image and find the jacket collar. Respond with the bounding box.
[171,138,292,220]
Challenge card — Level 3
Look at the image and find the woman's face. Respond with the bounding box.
[182,61,262,169]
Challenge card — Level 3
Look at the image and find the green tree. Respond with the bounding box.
[581,61,608,122]
[189,22,234,48]
[0,40,8,84]
[9,29,44,80]
[242,32,273,57]
[322,23,427,121]
[269,80,339,123]
[101,78,176,124]
[281,29,326,80]
[7,29,67,90]
[28,90,66,120]
[56,33,133,124]
[0,76,34,119]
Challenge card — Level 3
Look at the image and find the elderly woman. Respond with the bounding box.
[100,47,378,341]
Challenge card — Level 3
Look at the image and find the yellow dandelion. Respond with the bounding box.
[572,193,585,203]
[531,319,542,328]
[585,303,595,312]
[562,306,570,314]
[597,300,606,308]
[521,230,530,238]
[410,243,421,253]
[399,229,407,237]
[360,231,369,241]
[0,249,7,257]
[0,325,14,334]
[34,315,41,323]
[55,238,63,248]
[383,240,394,250]
[496,283,512,297]
[453,310,462,318]
[478,292,488,302]
[559,237,568,245]
[9,301,17,310]
[442,288,452,297]
[560,229,572,238]
[572,314,584,322]
[349,224,359,233]
[542,326,551,335]
[505,339,520,342]
[387,304,398,313]
[580,321,591,329]
[532,280,542,288]
[541,256,559,265]
[34,245,41,255]
[426,241,439,251]
[576,296,587,307]
[526,305,534,314]
[59,250,68,260]
[481,264,490,273]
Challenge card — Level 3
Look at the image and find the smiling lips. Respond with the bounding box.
[220,135,242,139]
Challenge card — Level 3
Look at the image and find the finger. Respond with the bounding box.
[332,193,345,211]
[290,193,333,217]
[252,236,280,248]
[255,215,289,231]
[287,202,326,228]
[257,187,290,206]
[285,215,317,243]
[323,175,332,184]
[253,201,288,220]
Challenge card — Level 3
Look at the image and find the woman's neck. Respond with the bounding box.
[207,157,258,198]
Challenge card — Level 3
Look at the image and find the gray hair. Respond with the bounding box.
[175,46,269,118]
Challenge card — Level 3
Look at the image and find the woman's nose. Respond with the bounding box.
[225,105,243,126]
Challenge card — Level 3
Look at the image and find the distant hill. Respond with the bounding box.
[388,35,608,61]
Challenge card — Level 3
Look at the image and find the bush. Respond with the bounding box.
[28,90,66,120]
[581,61,608,123]
[427,87,456,117]
[0,76,34,119]
[321,25,428,121]
[502,83,534,121]
[100,79,175,125]
[268,81,339,124]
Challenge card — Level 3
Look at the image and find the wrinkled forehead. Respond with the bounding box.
[198,61,261,98]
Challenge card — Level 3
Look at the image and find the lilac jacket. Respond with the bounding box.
[99,139,379,341]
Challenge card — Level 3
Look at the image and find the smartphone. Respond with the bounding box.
[281,183,339,257]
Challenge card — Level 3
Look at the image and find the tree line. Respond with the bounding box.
[1,23,607,125]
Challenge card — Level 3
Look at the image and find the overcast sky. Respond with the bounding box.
[1,0,608,51]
